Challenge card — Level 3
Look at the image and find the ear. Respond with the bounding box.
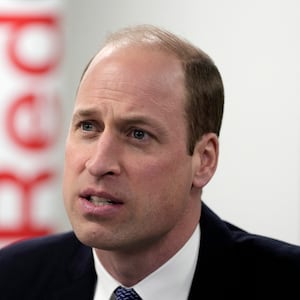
[191,133,219,189]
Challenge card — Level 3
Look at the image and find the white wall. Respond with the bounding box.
[63,0,300,244]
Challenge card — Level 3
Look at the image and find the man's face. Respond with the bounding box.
[63,45,202,253]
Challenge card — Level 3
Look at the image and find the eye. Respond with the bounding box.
[131,129,147,140]
[80,121,95,131]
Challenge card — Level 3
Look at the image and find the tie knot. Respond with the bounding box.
[114,286,142,300]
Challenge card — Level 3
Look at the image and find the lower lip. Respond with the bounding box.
[79,197,123,217]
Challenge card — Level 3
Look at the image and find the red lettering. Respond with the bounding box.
[5,91,61,151]
[0,14,62,74]
[0,10,63,245]
[0,171,54,240]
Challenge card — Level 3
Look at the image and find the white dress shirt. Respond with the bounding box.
[93,225,200,300]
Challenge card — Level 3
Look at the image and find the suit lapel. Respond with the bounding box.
[49,238,97,300]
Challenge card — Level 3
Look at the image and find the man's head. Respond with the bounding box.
[63,25,223,262]
[84,24,224,154]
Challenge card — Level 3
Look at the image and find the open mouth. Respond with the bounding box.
[86,195,116,206]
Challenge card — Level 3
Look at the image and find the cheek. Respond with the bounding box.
[131,153,193,204]
[63,142,86,201]
[64,140,87,174]
[145,150,192,182]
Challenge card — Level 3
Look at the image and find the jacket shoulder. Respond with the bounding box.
[0,231,94,295]
[201,202,300,259]
[195,203,300,298]
[0,231,79,263]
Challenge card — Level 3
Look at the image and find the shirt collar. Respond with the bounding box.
[93,225,200,300]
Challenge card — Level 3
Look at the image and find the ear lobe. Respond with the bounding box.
[191,133,219,189]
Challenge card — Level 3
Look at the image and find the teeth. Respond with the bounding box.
[89,196,114,206]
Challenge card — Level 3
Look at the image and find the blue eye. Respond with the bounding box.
[81,121,94,131]
[132,129,146,140]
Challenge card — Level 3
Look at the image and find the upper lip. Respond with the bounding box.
[80,188,123,204]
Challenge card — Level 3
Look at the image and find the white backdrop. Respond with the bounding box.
[62,0,300,244]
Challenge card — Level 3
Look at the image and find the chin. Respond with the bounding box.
[71,223,109,250]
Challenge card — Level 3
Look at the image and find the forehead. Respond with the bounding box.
[78,45,185,108]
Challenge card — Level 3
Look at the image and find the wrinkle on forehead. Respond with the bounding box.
[77,82,181,115]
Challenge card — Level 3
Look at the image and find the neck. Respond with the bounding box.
[95,205,201,286]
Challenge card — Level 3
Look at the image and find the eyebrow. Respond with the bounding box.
[72,108,97,118]
[71,108,100,124]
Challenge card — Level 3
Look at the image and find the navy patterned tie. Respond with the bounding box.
[114,286,142,300]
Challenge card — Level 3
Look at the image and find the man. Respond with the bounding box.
[0,24,300,299]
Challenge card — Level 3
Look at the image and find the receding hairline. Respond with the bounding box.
[81,24,214,83]
[103,24,212,63]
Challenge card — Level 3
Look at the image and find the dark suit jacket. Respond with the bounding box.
[1,203,300,299]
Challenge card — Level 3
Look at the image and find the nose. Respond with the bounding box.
[85,130,121,178]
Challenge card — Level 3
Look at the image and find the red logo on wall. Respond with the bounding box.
[0,8,63,245]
